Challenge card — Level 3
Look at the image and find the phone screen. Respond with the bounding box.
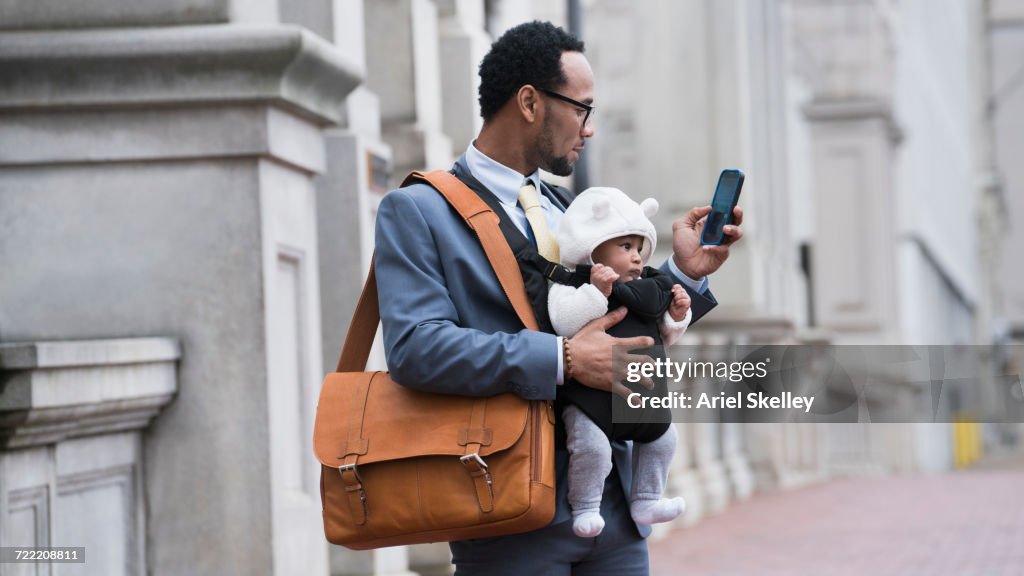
[701,170,744,246]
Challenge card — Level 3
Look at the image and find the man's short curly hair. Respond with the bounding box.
[478,21,585,121]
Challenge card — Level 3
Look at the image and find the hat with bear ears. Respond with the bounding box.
[556,186,659,267]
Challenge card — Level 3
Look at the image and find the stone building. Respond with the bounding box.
[0,1,1019,575]
[584,0,1017,511]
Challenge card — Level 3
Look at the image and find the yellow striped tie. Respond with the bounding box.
[517,181,559,262]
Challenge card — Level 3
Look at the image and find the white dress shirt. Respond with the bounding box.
[465,142,562,237]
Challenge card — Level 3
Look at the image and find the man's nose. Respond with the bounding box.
[581,121,594,138]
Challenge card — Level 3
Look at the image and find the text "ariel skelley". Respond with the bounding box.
[626,391,816,413]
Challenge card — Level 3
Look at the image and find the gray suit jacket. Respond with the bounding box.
[374,156,717,531]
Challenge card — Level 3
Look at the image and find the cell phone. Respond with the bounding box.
[700,169,745,246]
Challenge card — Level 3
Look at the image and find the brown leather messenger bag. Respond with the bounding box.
[313,170,556,550]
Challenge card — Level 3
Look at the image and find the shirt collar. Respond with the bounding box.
[465,141,544,206]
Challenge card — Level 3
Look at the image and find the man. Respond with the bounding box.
[375,21,743,575]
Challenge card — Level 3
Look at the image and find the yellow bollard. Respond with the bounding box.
[952,413,984,469]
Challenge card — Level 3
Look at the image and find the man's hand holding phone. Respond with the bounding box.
[671,169,745,280]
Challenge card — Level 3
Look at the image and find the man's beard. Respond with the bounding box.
[547,156,574,177]
[539,118,575,177]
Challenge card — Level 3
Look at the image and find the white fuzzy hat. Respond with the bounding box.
[557,187,659,267]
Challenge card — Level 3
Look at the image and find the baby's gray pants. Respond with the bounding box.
[562,404,677,514]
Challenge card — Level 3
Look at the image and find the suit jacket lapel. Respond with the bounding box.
[539,180,573,212]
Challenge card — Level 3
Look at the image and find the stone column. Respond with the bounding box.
[319,3,414,575]
[756,338,829,488]
[802,99,901,336]
[436,0,490,155]
[0,10,362,574]
[786,0,905,478]
[692,420,733,512]
[693,421,729,514]
[318,0,392,392]
[408,543,455,576]
[0,338,179,576]
[691,338,731,514]
[749,421,827,490]
[665,421,706,529]
[786,0,902,339]
[720,420,755,500]
[364,0,454,176]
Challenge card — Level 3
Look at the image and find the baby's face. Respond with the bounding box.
[592,235,645,282]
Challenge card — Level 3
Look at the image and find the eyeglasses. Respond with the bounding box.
[538,88,594,127]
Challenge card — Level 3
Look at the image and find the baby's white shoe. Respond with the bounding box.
[630,497,686,525]
[572,510,606,537]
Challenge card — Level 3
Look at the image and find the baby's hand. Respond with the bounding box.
[669,284,691,322]
[590,263,620,298]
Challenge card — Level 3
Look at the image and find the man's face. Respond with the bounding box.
[592,235,645,282]
[536,51,595,177]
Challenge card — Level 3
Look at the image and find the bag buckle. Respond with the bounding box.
[339,462,362,479]
[339,463,365,493]
[460,453,493,487]
[339,463,368,524]
[460,453,494,512]
[459,453,488,470]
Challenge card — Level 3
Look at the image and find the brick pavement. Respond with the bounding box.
[649,468,1024,576]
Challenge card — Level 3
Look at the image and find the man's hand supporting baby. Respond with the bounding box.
[566,307,655,400]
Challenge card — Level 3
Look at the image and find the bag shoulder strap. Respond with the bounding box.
[336,169,540,372]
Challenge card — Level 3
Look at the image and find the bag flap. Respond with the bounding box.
[314,371,530,468]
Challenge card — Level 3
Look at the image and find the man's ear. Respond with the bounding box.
[516,85,541,123]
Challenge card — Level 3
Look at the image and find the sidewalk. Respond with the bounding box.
[649,467,1024,576]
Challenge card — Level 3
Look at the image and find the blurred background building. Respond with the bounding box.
[1,0,1021,575]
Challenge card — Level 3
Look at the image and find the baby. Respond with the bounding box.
[549,186,691,538]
